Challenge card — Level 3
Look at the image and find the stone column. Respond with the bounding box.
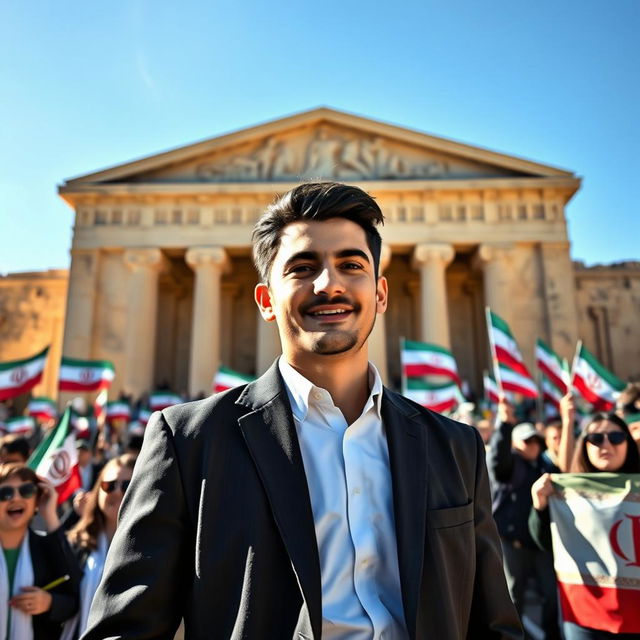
[475,243,514,324]
[186,247,230,397]
[412,243,455,348]
[61,249,99,359]
[123,248,164,398]
[256,313,282,375]
[369,244,391,383]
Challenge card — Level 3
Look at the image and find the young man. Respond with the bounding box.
[84,182,521,639]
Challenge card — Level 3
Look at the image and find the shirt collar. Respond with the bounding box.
[278,357,383,423]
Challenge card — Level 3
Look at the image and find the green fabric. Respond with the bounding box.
[3,546,21,639]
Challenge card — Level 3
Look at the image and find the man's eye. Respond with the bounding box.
[289,264,314,274]
[341,262,364,270]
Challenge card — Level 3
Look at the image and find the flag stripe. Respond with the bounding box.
[0,346,49,372]
[0,372,45,401]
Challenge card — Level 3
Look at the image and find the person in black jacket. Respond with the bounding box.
[0,463,80,639]
[487,397,561,640]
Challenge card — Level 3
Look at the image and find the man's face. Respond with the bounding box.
[545,426,561,454]
[255,218,387,366]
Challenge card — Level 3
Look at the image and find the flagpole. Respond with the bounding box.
[485,307,503,395]
[569,340,582,393]
[534,339,544,424]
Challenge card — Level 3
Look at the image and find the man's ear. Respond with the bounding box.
[375,276,388,314]
[254,283,276,322]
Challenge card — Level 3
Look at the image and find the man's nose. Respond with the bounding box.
[313,266,345,296]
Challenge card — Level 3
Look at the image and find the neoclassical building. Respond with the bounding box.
[2,108,638,404]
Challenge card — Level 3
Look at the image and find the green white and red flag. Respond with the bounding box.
[58,357,115,392]
[1,416,35,436]
[486,310,534,380]
[213,367,255,393]
[402,379,461,413]
[541,375,563,409]
[483,372,500,405]
[149,392,182,411]
[28,407,80,504]
[0,347,49,401]
[536,339,568,395]
[106,401,131,422]
[27,397,57,421]
[498,362,538,398]
[401,339,461,385]
[571,343,625,411]
[548,473,640,635]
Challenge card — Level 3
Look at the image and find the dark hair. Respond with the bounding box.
[570,413,640,473]
[617,382,640,416]
[251,182,384,283]
[0,462,39,487]
[68,454,136,551]
[0,436,30,462]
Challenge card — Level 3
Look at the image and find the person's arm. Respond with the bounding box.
[468,427,523,638]
[557,393,576,472]
[82,412,191,639]
[529,474,555,552]
[486,397,516,483]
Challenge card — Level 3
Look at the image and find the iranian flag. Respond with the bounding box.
[28,408,80,504]
[401,339,461,385]
[0,347,49,401]
[486,310,534,380]
[542,375,563,409]
[213,367,255,393]
[1,416,35,436]
[483,372,500,405]
[27,397,57,421]
[402,379,461,413]
[58,357,115,392]
[149,392,183,411]
[106,401,131,422]
[572,343,625,411]
[498,362,538,398]
[549,473,640,634]
[536,339,568,395]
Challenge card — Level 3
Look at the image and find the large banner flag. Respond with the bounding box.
[1,416,35,437]
[571,342,625,411]
[213,367,255,393]
[58,357,115,392]
[402,379,461,413]
[536,339,568,396]
[400,339,461,385]
[498,362,538,398]
[28,408,80,504]
[149,391,183,411]
[486,310,534,380]
[549,473,640,634]
[27,397,57,422]
[0,346,49,401]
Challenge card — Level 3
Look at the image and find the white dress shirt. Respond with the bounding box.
[279,358,408,640]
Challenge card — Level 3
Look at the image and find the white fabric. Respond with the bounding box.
[0,533,35,640]
[61,533,108,640]
[279,358,408,640]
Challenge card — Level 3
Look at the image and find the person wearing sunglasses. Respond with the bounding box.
[530,413,640,639]
[62,454,135,640]
[0,462,80,639]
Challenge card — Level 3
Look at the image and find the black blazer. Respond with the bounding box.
[84,361,521,640]
[28,526,81,639]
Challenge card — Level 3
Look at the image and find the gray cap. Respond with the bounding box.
[512,422,543,443]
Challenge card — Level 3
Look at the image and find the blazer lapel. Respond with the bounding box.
[382,391,428,639]
[236,362,322,639]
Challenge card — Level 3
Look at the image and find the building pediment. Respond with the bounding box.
[62,107,575,189]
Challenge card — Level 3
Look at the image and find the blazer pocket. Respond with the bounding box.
[427,501,473,529]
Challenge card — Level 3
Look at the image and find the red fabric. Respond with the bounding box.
[558,581,640,634]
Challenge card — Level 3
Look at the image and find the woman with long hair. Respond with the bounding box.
[62,454,135,640]
[530,412,640,639]
[0,462,80,639]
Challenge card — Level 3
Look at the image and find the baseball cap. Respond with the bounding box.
[512,422,543,443]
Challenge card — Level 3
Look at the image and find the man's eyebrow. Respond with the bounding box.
[336,249,370,263]
[282,251,318,270]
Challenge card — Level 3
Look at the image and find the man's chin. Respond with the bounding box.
[308,333,359,356]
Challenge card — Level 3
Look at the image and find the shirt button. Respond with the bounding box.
[353,487,361,495]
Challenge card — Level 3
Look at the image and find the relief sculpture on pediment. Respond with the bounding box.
[196,128,450,182]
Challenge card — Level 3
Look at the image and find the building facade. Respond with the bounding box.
[5,108,636,404]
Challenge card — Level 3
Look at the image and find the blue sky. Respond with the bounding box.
[1,0,638,273]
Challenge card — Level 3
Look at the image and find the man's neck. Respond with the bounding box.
[285,351,371,425]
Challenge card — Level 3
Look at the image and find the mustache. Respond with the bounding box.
[300,295,359,314]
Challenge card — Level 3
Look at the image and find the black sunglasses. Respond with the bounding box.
[585,432,626,447]
[0,482,37,502]
[100,479,131,494]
